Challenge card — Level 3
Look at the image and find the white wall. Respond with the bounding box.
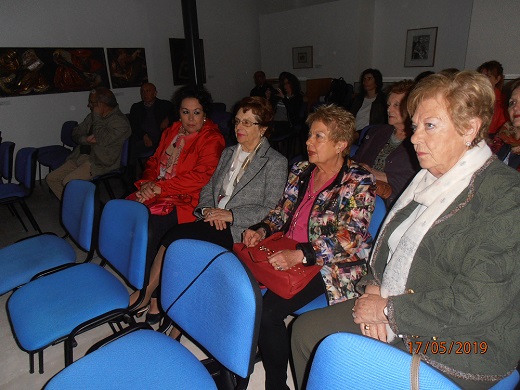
[0,0,260,151]
[465,0,520,77]
[372,0,473,78]
[259,0,373,83]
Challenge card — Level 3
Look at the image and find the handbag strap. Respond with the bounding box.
[164,250,230,316]
[410,353,421,390]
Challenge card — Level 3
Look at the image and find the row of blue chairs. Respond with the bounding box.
[1,180,261,389]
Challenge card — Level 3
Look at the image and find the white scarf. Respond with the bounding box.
[374,140,492,341]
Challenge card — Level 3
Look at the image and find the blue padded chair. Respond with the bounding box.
[0,147,41,233]
[7,199,148,374]
[37,120,78,183]
[44,239,262,389]
[292,195,387,316]
[0,141,15,183]
[0,180,97,296]
[91,137,129,199]
[306,333,461,389]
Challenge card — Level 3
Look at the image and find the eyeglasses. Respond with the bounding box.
[233,118,259,127]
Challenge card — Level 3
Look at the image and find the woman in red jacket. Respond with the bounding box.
[128,84,225,279]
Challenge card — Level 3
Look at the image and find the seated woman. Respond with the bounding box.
[489,78,520,171]
[477,60,507,137]
[242,104,376,390]
[130,96,288,324]
[272,71,305,134]
[353,80,421,206]
[292,71,520,390]
[127,85,225,281]
[349,68,387,132]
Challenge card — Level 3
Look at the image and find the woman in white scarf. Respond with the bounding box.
[291,71,520,390]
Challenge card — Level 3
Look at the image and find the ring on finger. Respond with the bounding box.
[277,266,283,271]
[364,324,370,330]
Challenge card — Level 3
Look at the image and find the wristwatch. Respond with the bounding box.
[383,305,389,319]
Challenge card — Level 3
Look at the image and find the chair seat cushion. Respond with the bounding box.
[0,183,27,199]
[45,329,217,390]
[0,234,76,295]
[8,263,130,351]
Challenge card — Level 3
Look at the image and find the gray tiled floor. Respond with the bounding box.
[0,180,295,390]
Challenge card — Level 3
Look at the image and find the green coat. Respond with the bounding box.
[363,157,520,382]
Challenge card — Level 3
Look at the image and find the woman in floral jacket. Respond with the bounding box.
[243,104,376,390]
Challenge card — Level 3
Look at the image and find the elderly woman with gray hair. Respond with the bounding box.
[292,71,520,390]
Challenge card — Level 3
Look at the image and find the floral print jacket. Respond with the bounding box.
[253,159,376,305]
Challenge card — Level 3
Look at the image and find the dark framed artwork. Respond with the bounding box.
[292,46,313,69]
[107,48,148,88]
[0,47,109,97]
[169,38,206,86]
[404,27,438,67]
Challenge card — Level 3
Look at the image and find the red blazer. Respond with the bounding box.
[136,119,225,223]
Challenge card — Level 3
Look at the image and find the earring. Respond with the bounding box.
[203,117,207,123]
[465,141,471,147]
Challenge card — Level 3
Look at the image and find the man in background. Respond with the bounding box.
[127,82,175,183]
[46,87,131,200]
[250,70,276,108]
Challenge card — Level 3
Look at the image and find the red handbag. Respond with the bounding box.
[233,232,322,299]
[126,192,192,216]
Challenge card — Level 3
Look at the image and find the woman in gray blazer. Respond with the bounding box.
[130,96,288,325]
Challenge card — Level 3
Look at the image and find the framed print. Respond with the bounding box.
[292,46,313,69]
[0,47,109,97]
[404,27,438,67]
[169,38,206,86]
[107,48,148,88]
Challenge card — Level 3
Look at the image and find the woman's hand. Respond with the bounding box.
[136,181,160,202]
[242,228,265,247]
[267,249,304,271]
[203,208,233,230]
[360,163,388,183]
[352,293,388,324]
[360,322,388,342]
[511,145,520,155]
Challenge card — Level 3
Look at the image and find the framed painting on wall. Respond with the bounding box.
[292,46,313,69]
[107,48,148,88]
[0,47,109,97]
[404,27,438,67]
[169,38,206,86]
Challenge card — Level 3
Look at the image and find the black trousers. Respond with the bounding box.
[150,220,234,298]
[259,273,325,390]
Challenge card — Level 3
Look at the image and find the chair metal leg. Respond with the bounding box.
[29,352,34,374]
[8,203,29,231]
[19,199,42,233]
[38,350,44,374]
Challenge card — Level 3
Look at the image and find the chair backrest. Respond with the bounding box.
[60,121,78,148]
[368,195,387,239]
[490,370,520,389]
[307,333,460,390]
[98,199,148,289]
[161,239,262,379]
[61,180,98,253]
[211,102,227,113]
[14,147,37,190]
[0,141,15,182]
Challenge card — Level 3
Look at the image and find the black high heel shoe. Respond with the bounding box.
[145,311,163,325]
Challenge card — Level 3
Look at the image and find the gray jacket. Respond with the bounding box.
[195,140,288,242]
[69,105,131,176]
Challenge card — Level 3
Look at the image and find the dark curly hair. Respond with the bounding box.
[172,85,213,115]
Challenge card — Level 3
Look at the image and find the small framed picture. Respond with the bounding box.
[404,27,438,67]
[292,46,313,69]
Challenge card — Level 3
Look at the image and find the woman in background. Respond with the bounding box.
[349,68,387,132]
[477,60,507,137]
[353,79,420,206]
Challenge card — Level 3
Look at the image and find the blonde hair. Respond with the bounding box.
[407,71,494,147]
[306,104,356,157]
